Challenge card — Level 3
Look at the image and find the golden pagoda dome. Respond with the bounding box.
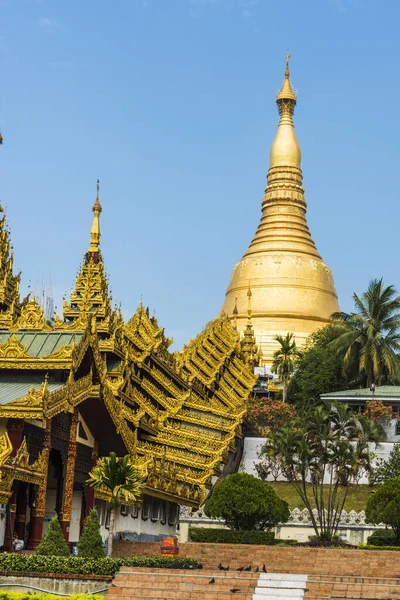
[221,56,339,365]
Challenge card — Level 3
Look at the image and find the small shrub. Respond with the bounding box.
[0,554,198,576]
[365,477,400,542]
[35,516,70,557]
[189,527,275,545]
[77,509,105,558]
[204,473,289,530]
[367,529,399,546]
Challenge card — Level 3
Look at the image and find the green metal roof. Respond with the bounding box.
[0,332,84,358]
[321,386,400,400]
[0,376,65,406]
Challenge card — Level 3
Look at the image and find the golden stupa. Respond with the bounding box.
[221,57,339,364]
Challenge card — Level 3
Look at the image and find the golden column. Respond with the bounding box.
[221,57,339,364]
[27,419,52,550]
[60,409,79,542]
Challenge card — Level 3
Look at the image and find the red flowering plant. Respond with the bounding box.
[246,396,296,435]
[364,399,396,424]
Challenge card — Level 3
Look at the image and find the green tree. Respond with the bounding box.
[204,472,289,531]
[366,477,400,542]
[87,452,145,556]
[331,278,400,387]
[77,508,105,558]
[288,325,348,408]
[35,515,70,556]
[271,333,299,402]
[261,401,383,540]
[374,444,400,484]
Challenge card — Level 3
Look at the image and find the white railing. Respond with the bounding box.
[180,506,382,527]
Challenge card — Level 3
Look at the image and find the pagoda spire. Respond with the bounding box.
[62,182,114,333]
[221,57,339,364]
[240,286,260,368]
[88,179,102,254]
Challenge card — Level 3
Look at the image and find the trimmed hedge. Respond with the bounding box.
[359,544,400,551]
[366,529,400,547]
[0,595,102,600]
[0,554,198,576]
[189,527,275,545]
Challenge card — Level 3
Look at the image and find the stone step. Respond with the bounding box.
[260,575,308,582]
[254,589,305,597]
[108,587,252,599]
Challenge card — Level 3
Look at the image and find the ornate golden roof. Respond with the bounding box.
[0,176,257,507]
[221,57,339,364]
[0,205,21,328]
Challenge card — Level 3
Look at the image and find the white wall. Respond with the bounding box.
[243,437,397,484]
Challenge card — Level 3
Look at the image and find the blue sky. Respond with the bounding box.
[0,0,399,348]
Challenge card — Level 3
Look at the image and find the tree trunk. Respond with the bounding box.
[107,507,116,557]
[282,379,288,403]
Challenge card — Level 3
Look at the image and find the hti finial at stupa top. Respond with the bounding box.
[276,52,297,105]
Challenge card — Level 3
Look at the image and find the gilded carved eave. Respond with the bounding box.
[0,433,47,502]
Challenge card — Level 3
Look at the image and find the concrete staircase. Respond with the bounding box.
[255,574,308,600]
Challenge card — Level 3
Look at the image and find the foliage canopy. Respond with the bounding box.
[260,401,383,540]
[87,452,145,556]
[204,472,289,530]
[366,477,400,541]
[331,278,400,386]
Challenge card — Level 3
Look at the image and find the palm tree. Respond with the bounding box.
[87,452,145,556]
[271,333,299,402]
[331,278,400,387]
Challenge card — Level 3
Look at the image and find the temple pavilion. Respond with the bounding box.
[0,179,257,548]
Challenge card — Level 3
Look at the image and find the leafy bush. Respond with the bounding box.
[373,445,400,484]
[365,477,400,541]
[204,473,289,531]
[35,516,70,557]
[0,595,102,600]
[366,529,399,546]
[77,509,105,558]
[246,397,296,435]
[189,528,275,545]
[0,554,198,576]
[359,544,400,551]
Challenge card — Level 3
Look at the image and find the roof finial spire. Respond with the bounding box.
[88,179,102,253]
[232,297,238,330]
[247,284,252,322]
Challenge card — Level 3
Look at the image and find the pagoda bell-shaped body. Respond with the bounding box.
[221,58,339,364]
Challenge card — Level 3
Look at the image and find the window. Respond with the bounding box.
[131,506,139,519]
[105,509,111,529]
[160,501,167,525]
[141,497,151,521]
[396,420,400,436]
[120,505,128,517]
[168,503,179,526]
[151,498,161,522]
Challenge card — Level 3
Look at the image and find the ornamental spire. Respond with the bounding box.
[88,179,102,254]
[276,52,297,105]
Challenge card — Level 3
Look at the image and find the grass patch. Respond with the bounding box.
[269,482,375,512]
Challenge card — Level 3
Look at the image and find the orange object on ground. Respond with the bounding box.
[160,536,179,556]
